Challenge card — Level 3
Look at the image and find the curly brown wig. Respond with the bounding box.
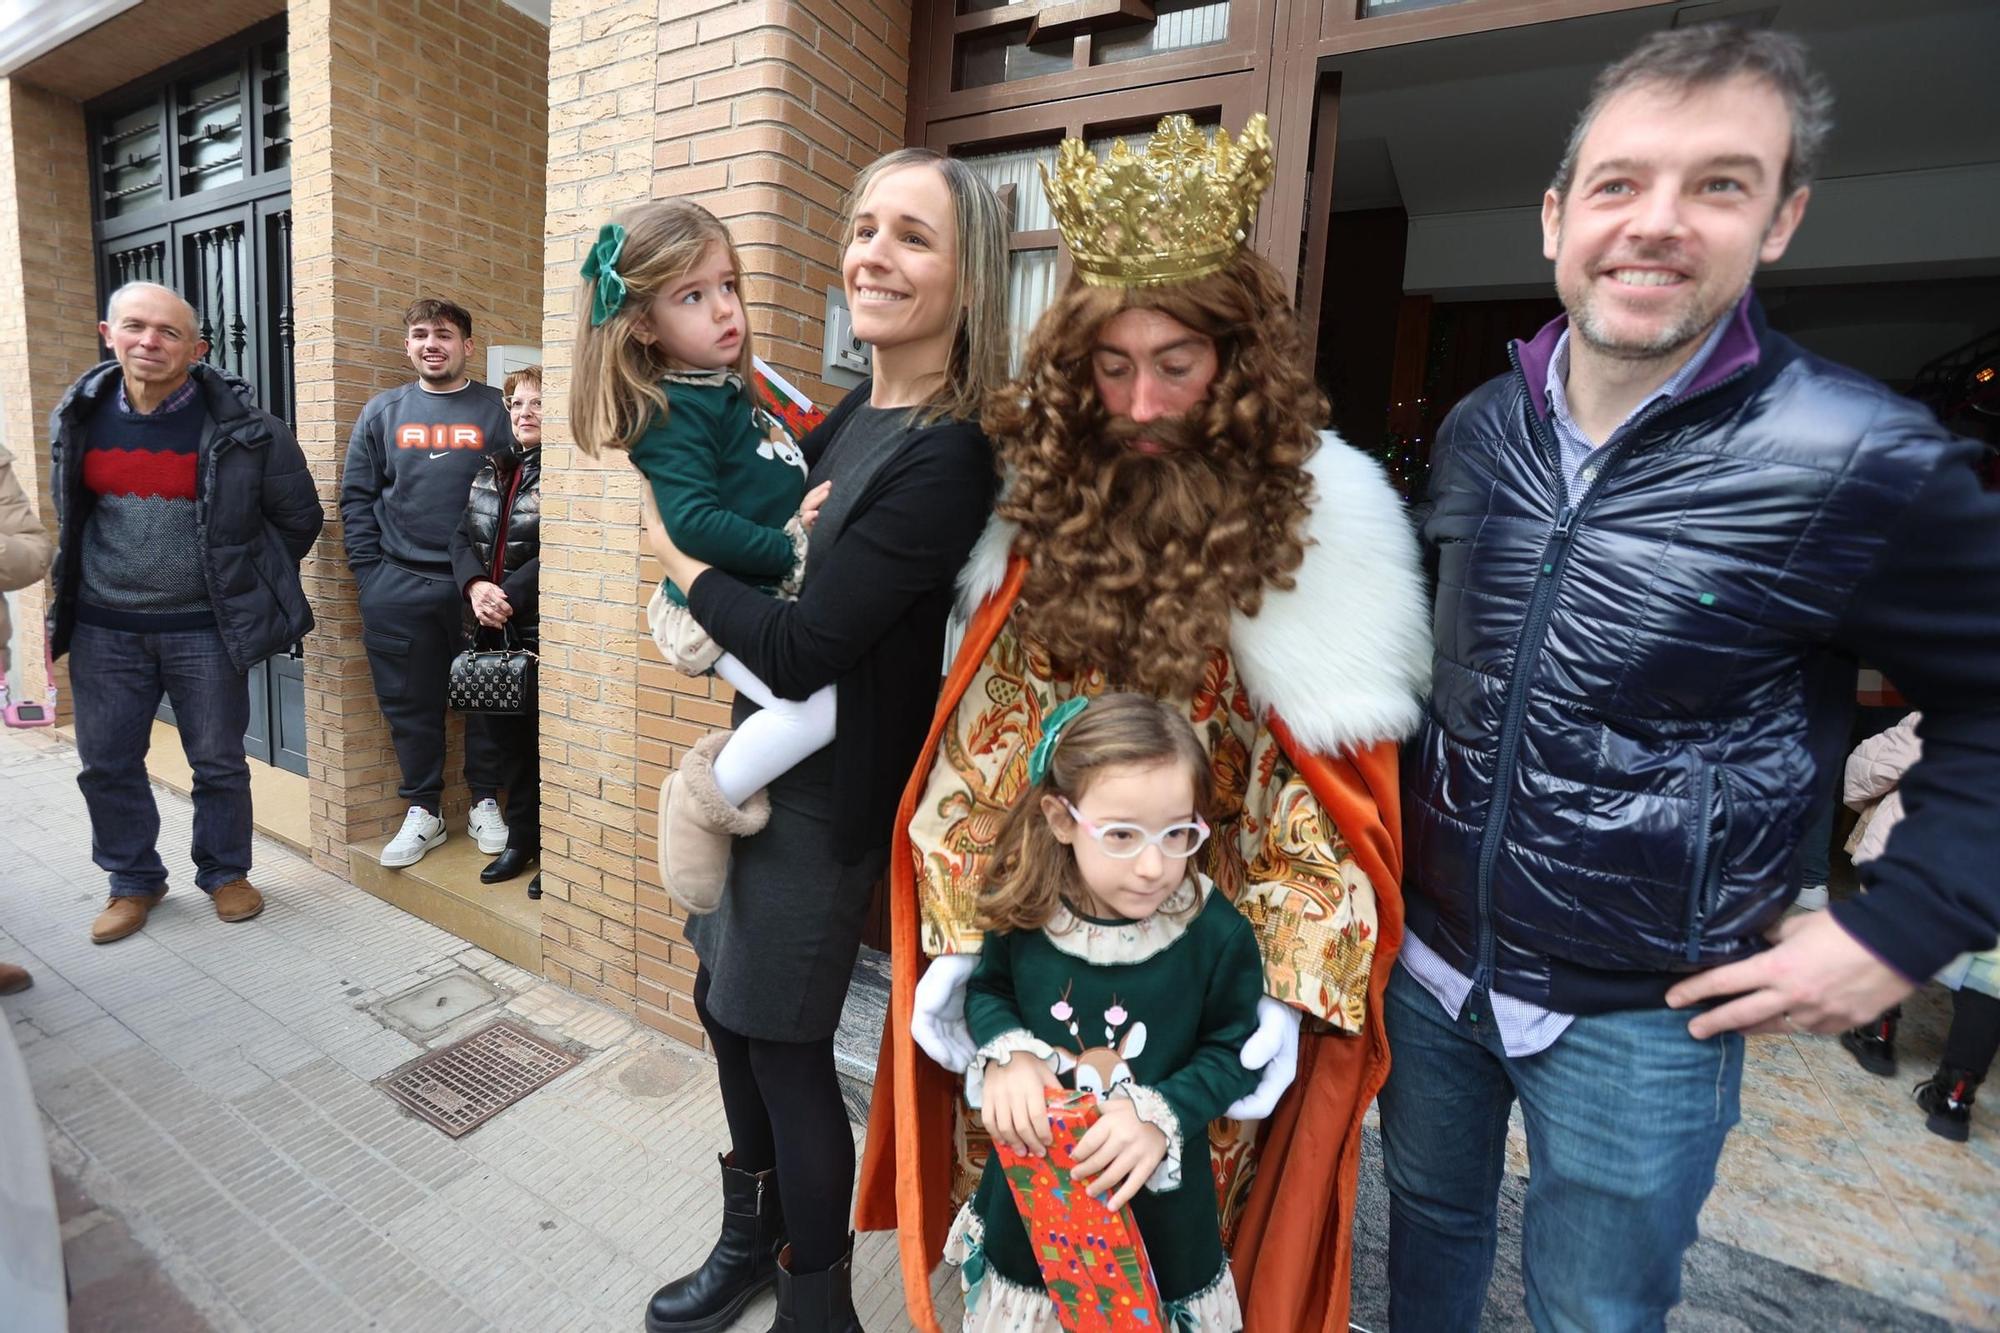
[982,250,1325,701]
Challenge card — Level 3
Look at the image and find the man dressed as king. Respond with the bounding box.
[854,114,1433,1331]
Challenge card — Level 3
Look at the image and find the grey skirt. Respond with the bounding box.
[685,728,888,1043]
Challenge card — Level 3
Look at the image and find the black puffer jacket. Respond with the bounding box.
[48,360,323,672]
[449,445,540,645]
[1408,298,2000,1013]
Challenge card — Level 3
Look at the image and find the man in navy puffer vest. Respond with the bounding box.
[1387,27,2000,1332]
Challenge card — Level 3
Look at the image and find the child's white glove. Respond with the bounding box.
[912,953,979,1073]
[1226,996,1301,1120]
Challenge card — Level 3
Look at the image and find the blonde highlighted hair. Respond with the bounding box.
[570,201,754,457]
[843,149,1010,426]
[973,693,1210,935]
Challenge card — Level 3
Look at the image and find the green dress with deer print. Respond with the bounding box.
[955,875,1264,1320]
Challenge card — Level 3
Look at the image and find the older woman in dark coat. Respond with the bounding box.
[450,365,543,892]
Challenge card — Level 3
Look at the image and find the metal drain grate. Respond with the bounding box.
[377,1019,579,1137]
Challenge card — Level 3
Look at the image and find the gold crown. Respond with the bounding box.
[1040,113,1274,289]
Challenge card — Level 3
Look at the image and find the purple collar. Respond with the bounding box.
[1516,292,1762,423]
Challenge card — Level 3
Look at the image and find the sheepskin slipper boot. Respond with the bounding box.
[660,731,770,914]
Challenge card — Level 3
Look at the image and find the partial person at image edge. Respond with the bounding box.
[0,435,56,993]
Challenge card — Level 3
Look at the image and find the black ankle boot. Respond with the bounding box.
[768,1236,862,1333]
[481,845,538,884]
[1914,1064,1981,1143]
[1839,1007,1900,1077]
[646,1154,786,1333]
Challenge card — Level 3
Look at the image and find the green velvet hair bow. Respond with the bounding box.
[1026,696,1091,787]
[581,222,629,328]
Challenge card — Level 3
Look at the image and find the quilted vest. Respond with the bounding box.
[1406,305,1950,1012]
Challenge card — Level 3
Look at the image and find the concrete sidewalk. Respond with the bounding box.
[2,726,1993,1331]
[0,728,953,1332]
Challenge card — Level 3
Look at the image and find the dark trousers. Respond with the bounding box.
[357,562,464,813]
[70,622,252,897]
[464,708,540,850]
[1945,987,2000,1078]
[693,966,853,1274]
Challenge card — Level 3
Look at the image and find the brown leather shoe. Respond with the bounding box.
[0,962,30,995]
[210,878,264,923]
[91,891,163,944]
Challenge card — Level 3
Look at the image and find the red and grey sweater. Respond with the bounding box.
[76,378,213,631]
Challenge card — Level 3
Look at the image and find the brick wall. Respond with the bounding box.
[0,80,104,712]
[537,0,910,1044]
[291,0,550,873]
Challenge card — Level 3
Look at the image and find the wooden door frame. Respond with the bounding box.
[926,71,1273,291]
[913,0,1280,126]
[1317,0,1665,55]
[905,0,1677,361]
[1272,0,1674,358]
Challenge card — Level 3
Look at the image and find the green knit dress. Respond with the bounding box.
[947,876,1264,1331]
[629,370,808,606]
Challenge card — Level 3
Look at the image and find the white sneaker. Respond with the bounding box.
[468,799,509,854]
[1794,883,1830,912]
[380,807,447,868]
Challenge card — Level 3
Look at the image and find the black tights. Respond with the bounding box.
[693,966,854,1273]
[1943,987,2000,1079]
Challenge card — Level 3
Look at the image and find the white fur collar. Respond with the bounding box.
[956,483,1018,617]
[1235,434,1432,753]
[955,433,1432,754]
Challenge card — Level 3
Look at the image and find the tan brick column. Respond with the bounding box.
[290,0,549,874]
[539,0,909,1045]
[0,80,103,716]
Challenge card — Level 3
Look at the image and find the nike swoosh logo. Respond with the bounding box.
[428,451,449,460]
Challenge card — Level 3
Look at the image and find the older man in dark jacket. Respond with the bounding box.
[49,282,323,945]
[1391,28,2000,1331]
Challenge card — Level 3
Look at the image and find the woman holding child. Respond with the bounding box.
[572,150,1011,1332]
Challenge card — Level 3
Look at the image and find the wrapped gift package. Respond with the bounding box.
[751,355,826,445]
[992,1089,1168,1331]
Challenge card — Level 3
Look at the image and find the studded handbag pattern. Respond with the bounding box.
[448,630,537,716]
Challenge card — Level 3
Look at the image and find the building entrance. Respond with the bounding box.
[86,17,305,775]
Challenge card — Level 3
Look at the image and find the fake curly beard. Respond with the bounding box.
[1009,412,1262,701]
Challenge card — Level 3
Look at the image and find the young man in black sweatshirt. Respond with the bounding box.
[340,298,513,867]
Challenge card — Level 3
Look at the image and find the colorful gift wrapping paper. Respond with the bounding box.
[992,1089,1168,1331]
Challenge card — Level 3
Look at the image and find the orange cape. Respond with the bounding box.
[854,558,1405,1332]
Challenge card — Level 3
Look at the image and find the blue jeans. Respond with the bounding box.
[1378,962,1743,1333]
[70,622,253,897]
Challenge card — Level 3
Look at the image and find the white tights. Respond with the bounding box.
[708,653,837,808]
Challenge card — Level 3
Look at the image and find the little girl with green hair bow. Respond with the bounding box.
[569,199,834,917]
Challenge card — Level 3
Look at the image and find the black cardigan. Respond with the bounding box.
[686,381,998,864]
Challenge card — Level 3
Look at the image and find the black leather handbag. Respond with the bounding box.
[447,624,537,716]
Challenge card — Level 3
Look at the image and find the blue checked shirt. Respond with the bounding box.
[116,375,200,416]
